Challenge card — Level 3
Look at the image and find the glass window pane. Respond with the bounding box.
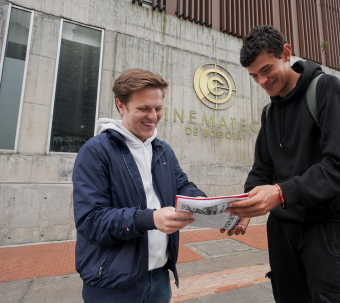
[50,22,102,153]
[0,8,31,150]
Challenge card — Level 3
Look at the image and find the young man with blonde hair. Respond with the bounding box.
[73,68,206,303]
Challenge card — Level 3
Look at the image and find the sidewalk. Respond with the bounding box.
[0,225,274,303]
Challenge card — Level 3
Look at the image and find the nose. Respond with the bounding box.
[148,109,157,121]
[258,75,268,87]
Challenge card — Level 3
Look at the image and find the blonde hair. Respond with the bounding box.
[112,68,168,106]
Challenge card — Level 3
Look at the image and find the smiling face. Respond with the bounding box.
[116,86,163,142]
[246,44,299,97]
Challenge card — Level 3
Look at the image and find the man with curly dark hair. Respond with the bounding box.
[227,25,340,302]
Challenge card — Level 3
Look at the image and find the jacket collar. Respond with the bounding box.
[151,138,166,168]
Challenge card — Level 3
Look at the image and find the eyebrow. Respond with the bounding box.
[137,105,163,108]
[249,64,272,76]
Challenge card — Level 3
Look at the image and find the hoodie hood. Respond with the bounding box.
[97,118,157,146]
[267,61,324,149]
[271,60,324,104]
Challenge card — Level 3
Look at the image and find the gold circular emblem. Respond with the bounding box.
[194,63,237,110]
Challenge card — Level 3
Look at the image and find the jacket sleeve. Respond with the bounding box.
[279,75,340,208]
[73,141,155,246]
[244,105,276,193]
[169,147,207,197]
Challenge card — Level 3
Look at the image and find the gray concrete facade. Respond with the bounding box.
[0,0,339,246]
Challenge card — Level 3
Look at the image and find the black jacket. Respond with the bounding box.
[245,60,340,222]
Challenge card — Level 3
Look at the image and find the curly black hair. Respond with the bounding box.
[240,25,288,67]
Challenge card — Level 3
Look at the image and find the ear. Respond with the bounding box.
[282,43,292,62]
[116,98,125,116]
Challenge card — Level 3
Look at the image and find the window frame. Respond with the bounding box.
[46,19,104,155]
[0,4,34,153]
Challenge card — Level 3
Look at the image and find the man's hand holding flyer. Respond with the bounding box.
[175,194,249,230]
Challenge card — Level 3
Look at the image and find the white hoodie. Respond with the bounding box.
[97,118,169,271]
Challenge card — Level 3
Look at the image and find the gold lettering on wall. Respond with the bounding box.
[241,119,247,131]
[250,121,260,133]
[190,111,196,124]
[202,113,215,127]
[185,127,244,140]
[218,116,228,129]
[174,109,184,123]
[165,108,260,139]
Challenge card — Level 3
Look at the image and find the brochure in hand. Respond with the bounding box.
[175,194,249,230]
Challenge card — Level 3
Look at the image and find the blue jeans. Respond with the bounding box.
[141,266,172,303]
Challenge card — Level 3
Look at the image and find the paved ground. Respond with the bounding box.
[0,224,274,303]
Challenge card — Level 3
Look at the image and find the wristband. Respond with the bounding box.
[274,183,285,209]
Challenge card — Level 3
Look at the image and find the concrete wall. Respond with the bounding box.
[0,0,339,245]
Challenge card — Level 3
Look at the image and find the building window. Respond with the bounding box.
[141,0,165,8]
[49,21,103,153]
[0,6,33,151]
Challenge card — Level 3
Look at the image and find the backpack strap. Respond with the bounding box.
[306,73,323,127]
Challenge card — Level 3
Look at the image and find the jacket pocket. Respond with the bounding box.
[97,248,115,278]
[265,271,279,302]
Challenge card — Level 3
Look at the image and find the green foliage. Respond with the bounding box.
[321,40,328,51]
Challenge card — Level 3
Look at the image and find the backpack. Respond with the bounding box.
[265,74,324,127]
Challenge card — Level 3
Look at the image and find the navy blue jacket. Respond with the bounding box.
[73,129,206,302]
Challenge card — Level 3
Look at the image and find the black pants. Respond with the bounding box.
[267,213,340,303]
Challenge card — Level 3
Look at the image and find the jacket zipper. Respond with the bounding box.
[121,152,145,210]
[151,148,166,206]
[151,157,166,207]
[168,237,180,288]
[151,149,179,287]
[98,249,114,277]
